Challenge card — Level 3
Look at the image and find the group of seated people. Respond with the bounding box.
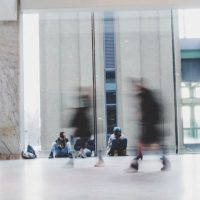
[48,127,127,159]
[48,132,95,158]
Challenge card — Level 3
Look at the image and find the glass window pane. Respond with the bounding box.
[194,106,200,127]
[106,106,117,135]
[106,91,116,104]
[181,87,190,98]
[179,9,200,39]
[106,71,115,82]
[182,106,191,128]
[194,87,200,98]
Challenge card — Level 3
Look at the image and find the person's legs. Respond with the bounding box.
[64,135,75,168]
[161,156,170,171]
[117,138,127,156]
[78,137,89,158]
[49,142,57,158]
[83,148,92,157]
[109,139,118,156]
[66,141,73,158]
[60,146,69,157]
[128,142,143,172]
[159,144,171,171]
[134,143,143,160]
[94,149,105,167]
[54,145,62,158]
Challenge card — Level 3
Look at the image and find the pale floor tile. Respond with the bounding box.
[0,155,200,200]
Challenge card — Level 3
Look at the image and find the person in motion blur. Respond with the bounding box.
[128,79,170,172]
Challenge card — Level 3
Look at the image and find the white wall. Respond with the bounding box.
[0,0,17,21]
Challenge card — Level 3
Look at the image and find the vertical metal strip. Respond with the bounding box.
[171,10,179,154]
[91,12,98,156]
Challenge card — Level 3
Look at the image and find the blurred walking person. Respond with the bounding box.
[129,79,170,172]
[67,93,92,166]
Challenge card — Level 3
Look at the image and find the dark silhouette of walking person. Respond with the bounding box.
[128,80,170,172]
[71,94,92,157]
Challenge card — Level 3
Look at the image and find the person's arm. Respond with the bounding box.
[120,134,125,140]
[56,138,63,148]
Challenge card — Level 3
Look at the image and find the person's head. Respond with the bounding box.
[59,132,65,139]
[113,127,121,138]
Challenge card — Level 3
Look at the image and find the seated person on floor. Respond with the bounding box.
[49,132,72,158]
[74,138,95,158]
[21,144,37,159]
[107,127,127,156]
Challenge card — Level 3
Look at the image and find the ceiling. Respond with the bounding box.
[21,0,200,10]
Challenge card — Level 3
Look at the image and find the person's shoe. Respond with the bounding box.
[21,151,26,159]
[126,161,138,173]
[161,157,170,171]
[94,160,105,167]
[131,161,138,170]
[80,153,86,158]
[68,154,73,159]
[134,153,143,160]
[48,152,54,159]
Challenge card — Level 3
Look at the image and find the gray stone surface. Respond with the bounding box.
[0,21,20,155]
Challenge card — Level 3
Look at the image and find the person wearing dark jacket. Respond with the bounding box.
[129,80,170,172]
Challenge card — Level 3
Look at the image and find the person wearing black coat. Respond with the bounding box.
[128,80,170,172]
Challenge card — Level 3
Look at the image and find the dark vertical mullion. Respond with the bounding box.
[171,10,179,154]
[91,12,97,156]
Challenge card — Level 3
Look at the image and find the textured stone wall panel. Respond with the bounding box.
[0,21,20,155]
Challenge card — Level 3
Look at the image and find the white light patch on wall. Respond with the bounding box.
[179,9,200,39]
[23,14,41,150]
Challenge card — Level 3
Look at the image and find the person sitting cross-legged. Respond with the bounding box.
[107,127,127,156]
[48,132,72,158]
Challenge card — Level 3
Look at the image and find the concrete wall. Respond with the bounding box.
[0,21,20,159]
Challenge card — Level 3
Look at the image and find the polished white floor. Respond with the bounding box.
[0,155,200,200]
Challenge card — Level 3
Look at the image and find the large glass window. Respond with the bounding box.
[179,9,200,146]
[182,106,191,128]
[22,9,177,154]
